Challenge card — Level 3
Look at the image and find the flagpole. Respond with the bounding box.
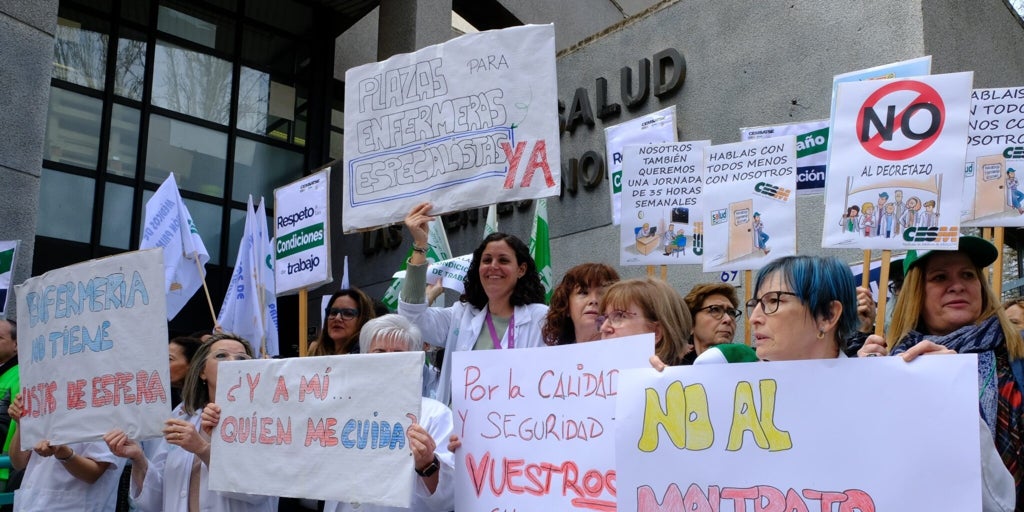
[192,251,219,329]
[299,288,309,357]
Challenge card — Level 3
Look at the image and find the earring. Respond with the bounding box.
[816,330,825,339]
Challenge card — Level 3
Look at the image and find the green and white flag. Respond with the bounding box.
[0,240,17,318]
[381,219,452,311]
[529,199,553,304]
[484,204,498,238]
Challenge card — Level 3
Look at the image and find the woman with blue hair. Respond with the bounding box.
[745,255,858,361]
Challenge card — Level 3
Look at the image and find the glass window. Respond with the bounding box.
[38,170,94,243]
[141,190,222,263]
[232,137,303,203]
[152,40,232,124]
[238,67,305,143]
[108,104,140,178]
[52,9,108,90]
[100,182,133,249]
[329,130,343,161]
[227,207,245,264]
[145,114,227,196]
[114,29,147,100]
[44,88,103,169]
[157,2,234,53]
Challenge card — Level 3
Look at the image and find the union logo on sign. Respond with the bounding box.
[856,80,945,161]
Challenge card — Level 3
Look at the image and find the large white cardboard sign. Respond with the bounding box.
[451,336,655,511]
[342,24,560,231]
[822,72,972,250]
[619,141,709,266]
[274,169,332,294]
[15,250,170,446]
[209,352,422,505]
[701,136,797,272]
[615,356,982,512]
[961,86,1024,227]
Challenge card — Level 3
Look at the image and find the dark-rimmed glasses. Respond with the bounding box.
[695,304,743,320]
[327,307,359,320]
[745,291,800,316]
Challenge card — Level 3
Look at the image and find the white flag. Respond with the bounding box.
[484,204,499,238]
[140,173,210,320]
[341,256,350,289]
[218,196,268,356]
[254,197,279,357]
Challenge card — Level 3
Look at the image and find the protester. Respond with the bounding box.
[542,263,620,345]
[7,394,121,511]
[1003,298,1024,328]
[0,319,19,492]
[168,336,202,408]
[399,202,548,405]
[104,333,277,512]
[598,278,691,366]
[858,237,1024,507]
[661,254,1015,511]
[318,315,455,512]
[681,283,741,364]
[309,289,376,356]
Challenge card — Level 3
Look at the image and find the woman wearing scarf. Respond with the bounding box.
[860,236,1023,510]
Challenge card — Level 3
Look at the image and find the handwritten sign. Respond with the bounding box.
[615,356,981,512]
[342,24,560,232]
[961,86,1024,227]
[605,106,678,225]
[451,336,654,511]
[702,136,797,272]
[208,352,422,506]
[822,72,972,250]
[619,141,709,266]
[14,249,169,446]
[274,169,332,294]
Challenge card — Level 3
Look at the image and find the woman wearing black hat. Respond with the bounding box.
[860,236,1023,510]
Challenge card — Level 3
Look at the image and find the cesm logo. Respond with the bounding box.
[277,206,316,228]
[286,255,320,274]
[753,182,791,201]
[1004,147,1024,159]
[902,226,959,243]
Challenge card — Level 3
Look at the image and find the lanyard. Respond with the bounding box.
[485,310,515,349]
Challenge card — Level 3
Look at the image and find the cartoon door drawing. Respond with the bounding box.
[975,154,1006,219]
[728,199,754,261]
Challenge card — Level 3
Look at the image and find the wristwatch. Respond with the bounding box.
[415,455,440,477]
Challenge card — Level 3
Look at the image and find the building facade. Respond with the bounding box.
[2,0,1024,352]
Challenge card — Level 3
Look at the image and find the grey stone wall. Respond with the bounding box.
[0,2,57,319]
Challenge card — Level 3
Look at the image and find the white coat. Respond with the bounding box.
[14,441,121,511]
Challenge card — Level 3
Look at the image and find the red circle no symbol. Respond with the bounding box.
[856,80,945,160]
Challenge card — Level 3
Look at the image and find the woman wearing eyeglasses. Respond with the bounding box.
[310,289,377,356]
[399,203,548,406]
[598,278,692,366]
[104,333,277,512]
[542,263,621,345]
[681,283,741,364]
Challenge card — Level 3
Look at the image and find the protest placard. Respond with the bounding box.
[742,120,828,195]
[619,141,709,266]
[15,249,170,446]
[822,72,972,250]
[209,352,422,506]
[701,136,797,272]
[342,24,559,232]
[615,356,981,512]
[451,335,655,511]
[961,86,1024,227]
[605,106,678,225]
[275,169,332,294]
[0,240,17,317]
